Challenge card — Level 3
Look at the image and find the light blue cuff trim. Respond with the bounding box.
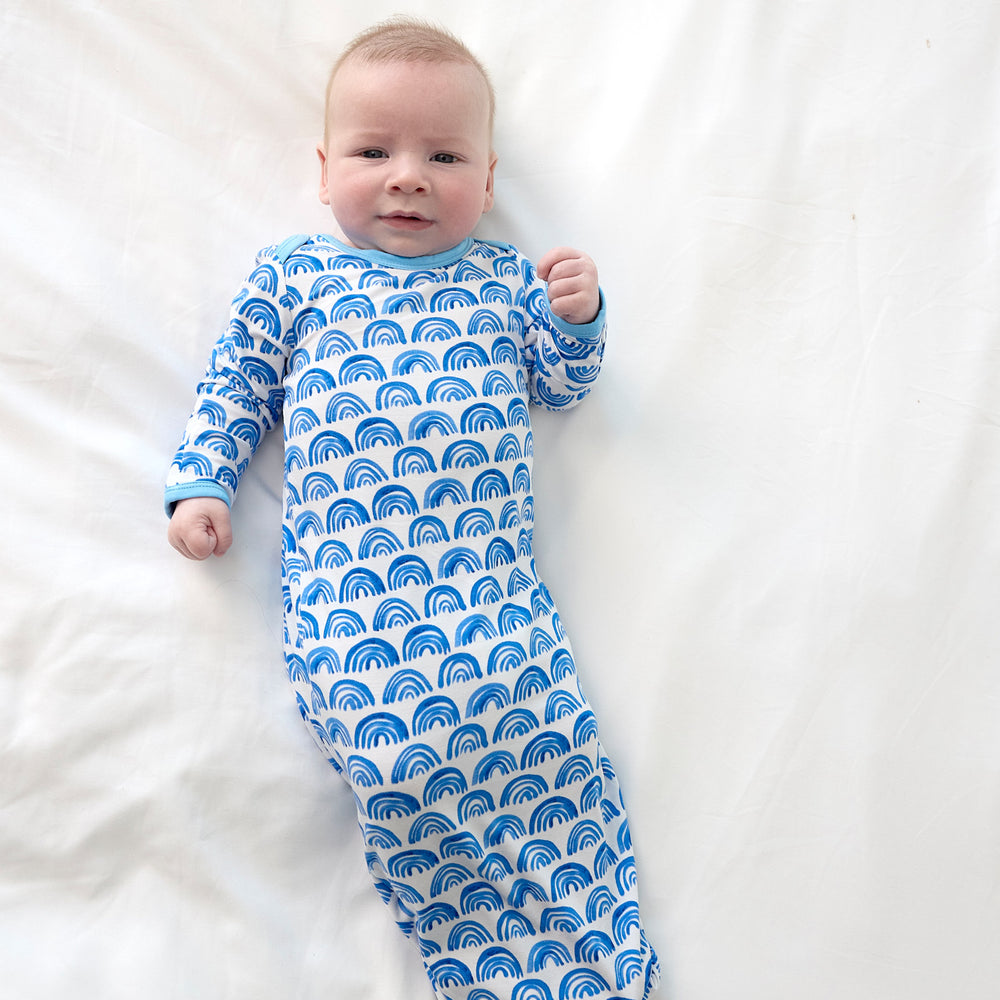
[549,290,607,342]
[164,481,232,517]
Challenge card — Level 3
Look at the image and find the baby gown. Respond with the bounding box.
[166,234,659,1000]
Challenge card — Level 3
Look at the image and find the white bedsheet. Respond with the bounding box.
[3,1,999,998]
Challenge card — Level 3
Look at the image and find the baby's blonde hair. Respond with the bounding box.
[323,16,495,145]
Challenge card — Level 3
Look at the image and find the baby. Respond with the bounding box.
[167,17,659,1000]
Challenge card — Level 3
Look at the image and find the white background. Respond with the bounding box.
[2,1,999,997]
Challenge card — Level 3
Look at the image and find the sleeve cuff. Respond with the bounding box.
[549,289,607,342]
[164,481,232,517]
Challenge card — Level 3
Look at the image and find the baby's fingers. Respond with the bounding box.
[538,247,600,325]
[536,246,588,282]
[168,498,233,560]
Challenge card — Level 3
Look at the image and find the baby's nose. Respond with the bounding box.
[388,156,427,193]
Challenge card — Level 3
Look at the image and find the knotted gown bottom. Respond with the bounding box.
[287,577,659,999]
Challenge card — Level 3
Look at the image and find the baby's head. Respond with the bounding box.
[317,17,498,257]
[322,18,495,149]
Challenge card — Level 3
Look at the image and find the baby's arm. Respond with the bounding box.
[168,497,233,560]
[536,246,600,326]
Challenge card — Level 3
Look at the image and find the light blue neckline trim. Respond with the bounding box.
[314,235,475,270]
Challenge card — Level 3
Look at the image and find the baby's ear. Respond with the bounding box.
[316,144,331,205]
[483,151,498,213]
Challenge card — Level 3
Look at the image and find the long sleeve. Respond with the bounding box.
[519,253,607,412]
[164,247,294,513]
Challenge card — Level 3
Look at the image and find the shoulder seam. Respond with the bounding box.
[477,238,516,253]
[274,234,311,263]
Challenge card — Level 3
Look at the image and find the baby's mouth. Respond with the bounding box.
[381,212,433,230]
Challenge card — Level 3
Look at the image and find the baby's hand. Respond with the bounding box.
[168,497,233,560]
[536,247,600,326]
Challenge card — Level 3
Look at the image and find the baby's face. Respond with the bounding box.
[318,59,496,257]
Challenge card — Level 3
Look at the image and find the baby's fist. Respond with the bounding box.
[168,497,233,560]
[536,247,600,326]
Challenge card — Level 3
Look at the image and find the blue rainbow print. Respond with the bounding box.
[166,234,659,999]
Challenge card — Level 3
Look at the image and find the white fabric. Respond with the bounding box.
[2,2,998,998]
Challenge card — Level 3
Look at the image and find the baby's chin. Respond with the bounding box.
[335,222,467,259]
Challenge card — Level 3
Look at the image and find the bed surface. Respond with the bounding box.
[3,2,999,998]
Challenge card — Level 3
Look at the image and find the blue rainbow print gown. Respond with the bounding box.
[166,234,660,1000]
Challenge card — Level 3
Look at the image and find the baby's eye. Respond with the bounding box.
[432,153,459,164]
[360,149,386,159]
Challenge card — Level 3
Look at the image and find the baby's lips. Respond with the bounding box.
[381,212,433,230]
